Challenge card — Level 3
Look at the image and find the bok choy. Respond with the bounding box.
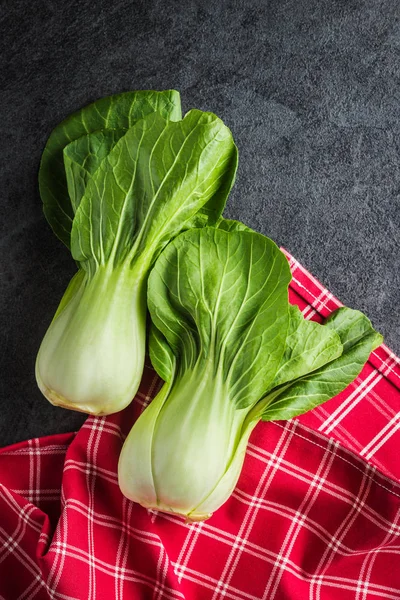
[118,225,382,521]
[35,92,238,415]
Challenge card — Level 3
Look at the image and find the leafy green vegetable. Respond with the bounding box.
[36,104,238,416]
[39,90,182,247]
[118,226,382,521]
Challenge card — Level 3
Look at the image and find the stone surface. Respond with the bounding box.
[1,0,399,445]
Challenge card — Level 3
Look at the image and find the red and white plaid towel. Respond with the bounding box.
[1,250,400,600]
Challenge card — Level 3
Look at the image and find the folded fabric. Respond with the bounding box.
[1,251,399,600]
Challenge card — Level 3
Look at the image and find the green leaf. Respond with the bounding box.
[148,324,175,384]
[188,147,238,229]
[270,304,343,388]
[39,90,182,247]
[63,129,126,213]
[70,110,237,274]
[215,217,255,233]
[148,227,292,408]
[324,306,383,353]
[260,307,383,421]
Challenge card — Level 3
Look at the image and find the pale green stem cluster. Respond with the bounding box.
[118,360,259,521]
[36,261,147,415]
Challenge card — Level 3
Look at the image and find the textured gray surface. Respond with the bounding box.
[0,0,399,446]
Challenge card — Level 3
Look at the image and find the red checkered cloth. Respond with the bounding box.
[1,251,400,600]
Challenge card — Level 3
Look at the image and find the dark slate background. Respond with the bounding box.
[1,0,399,446]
